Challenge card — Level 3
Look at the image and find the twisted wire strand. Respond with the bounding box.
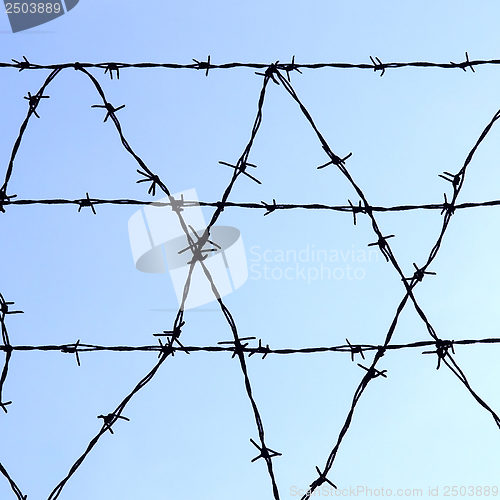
[3,196,500,213]
[0,53,496,74]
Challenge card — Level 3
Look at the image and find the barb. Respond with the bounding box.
[10,55,31,72]
[192,55,211,76]
[23,91,49,118]
[403,263,436,285]
[367,234,395,262]
[282,55,302,82]
[308,465,337,492]
[219,160,262,184]
[250,438,282,463]
[450,51,476,73]
[345,338,365,362]
[91,102,126,122]
[104,63,120,80]
[97,412,130,435]
[61,340,81,366]
[369,56,386,76]
[77,193,96,215]
[357,363,388,379]
[422,339,455,370]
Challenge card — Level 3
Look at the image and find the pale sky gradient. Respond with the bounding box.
[0,1,499,499]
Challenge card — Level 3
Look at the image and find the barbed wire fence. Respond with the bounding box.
[1,54,499,499]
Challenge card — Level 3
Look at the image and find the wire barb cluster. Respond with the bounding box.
[0,56,499,500]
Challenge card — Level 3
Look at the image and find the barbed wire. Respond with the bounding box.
[0,57,498,500]
[0,337,497,358]
[2,196,500,215]
[0,52,496,75]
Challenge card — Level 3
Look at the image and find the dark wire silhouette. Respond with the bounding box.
[0,56,498,500]
[1,51,493,74]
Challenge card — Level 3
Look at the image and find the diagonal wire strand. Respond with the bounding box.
[272,67,500,497]
[43,65,280,500]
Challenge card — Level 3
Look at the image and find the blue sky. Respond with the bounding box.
[0,1,499,499]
